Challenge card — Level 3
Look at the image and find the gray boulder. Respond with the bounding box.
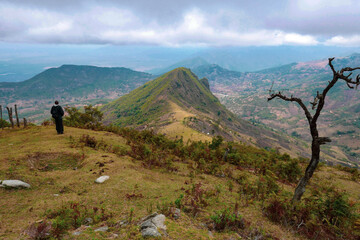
[0,180,31,188]
[140,219,156,230]
[152,214,167,232]
[139,213,167,238]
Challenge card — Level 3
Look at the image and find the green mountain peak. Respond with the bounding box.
[101,67,222,127]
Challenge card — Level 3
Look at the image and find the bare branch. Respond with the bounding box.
[347,82,354,89]
[338,63,360,87]
[310,97,318,110]
[340,66,360,74]
[312,58,339,123]
[315,136,332,145]
[328,57,336,75]
[313,58,360,122]
[268,92,313,123]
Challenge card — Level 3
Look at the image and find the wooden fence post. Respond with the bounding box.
[23,118,27,128]
[14,104,20,127]
[6,107,14,128]
[0,105,3,130]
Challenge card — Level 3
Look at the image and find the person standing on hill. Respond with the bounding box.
[50,100,64,134]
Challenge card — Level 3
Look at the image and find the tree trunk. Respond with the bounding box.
[6,107,14,128]
[292,139,320,202]
[14,104,20,127]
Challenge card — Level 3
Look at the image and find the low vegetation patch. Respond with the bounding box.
[26,152,84,171]
[265,187,359,240]
[335,164,360,181]
[38,202,111,239]
[0,119,11,128]
[209,206,245,232]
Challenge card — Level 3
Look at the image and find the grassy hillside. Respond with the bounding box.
[0,126,359,239]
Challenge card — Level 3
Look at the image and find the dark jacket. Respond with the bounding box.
[51,105,64,118]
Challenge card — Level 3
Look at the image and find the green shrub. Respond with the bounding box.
[274,158,302,183]
[79,134,98,148]
[63,105,103,129]
[264,189,359,240]
[112,145,129,156]
[209,135,223,150]
[320,191,356,228]
[182,183,208,217]
[210,207,244,231]
[0,119,10,128]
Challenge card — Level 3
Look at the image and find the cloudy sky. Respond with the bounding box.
[1,0,360,47]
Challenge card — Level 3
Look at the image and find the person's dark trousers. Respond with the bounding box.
[54,117,64,134]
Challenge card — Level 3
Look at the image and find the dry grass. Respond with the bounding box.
[158,101,212,142]
[0,126,358,239]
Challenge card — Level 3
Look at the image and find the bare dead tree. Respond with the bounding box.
[15,104,20,127]
[268,57,360,202]
[6,107,14,128]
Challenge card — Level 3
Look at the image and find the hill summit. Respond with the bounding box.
[102,68,306,154]
[102,67,225,127]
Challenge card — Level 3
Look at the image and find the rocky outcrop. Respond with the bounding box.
[139,213,167,238]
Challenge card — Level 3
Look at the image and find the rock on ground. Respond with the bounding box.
[142,227,161,238]
[0,180,31,188]
[139,213,167,238]
[95,175,110,183]
[151,214,167,232]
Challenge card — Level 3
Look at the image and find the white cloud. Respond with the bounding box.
[283,33,318,45]
[325,35,360,46]
[0,2,357,47]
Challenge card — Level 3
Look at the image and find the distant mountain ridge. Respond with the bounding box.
[0,64,153,103]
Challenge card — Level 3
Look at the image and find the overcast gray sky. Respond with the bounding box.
[0,0,360,46]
